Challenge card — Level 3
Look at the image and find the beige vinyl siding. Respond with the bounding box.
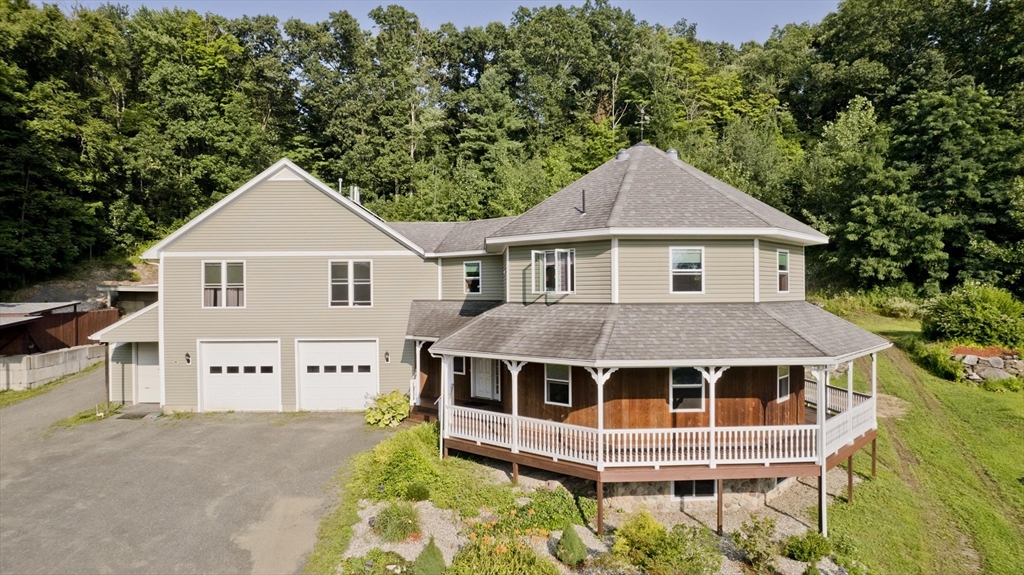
[618,239,754,303]
[162,254,436,411]
[109,342,135,403]
[166,178,409,252]
[97,304,158,343]
[759,241,805,301]
[508,241,612,304]
[441,255,504,301]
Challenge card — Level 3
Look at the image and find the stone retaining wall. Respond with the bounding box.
[953,353,1022,382]
[0,344,104,390]
[606,477,797,513]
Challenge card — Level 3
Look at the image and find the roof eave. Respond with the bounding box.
[485,227,829,248]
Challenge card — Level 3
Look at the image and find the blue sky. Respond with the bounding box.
[74,1,840,46]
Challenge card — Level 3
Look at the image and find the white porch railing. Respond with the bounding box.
[805,380,871,413]
[824,396,876,456]
[445,406,834,468]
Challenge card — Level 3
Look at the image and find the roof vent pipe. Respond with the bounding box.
[615,149,629,161]
[666,148,679,160]
[350,185,360,204]
[581,189,586,215]
[338,178,343,193]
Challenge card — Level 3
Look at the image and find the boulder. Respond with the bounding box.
[977,366,1013,381]
[987,356,1004,369]
[962,355,979,366]
[966,372,983,381]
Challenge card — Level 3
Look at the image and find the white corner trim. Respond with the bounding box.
[504,247,510,303]
[611,237,619,303]
[158,254,166,407]
[437,258,443,300]
[753,238,760,303]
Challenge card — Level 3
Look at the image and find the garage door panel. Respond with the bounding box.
[201,341,280,411]
[298,340,377,411]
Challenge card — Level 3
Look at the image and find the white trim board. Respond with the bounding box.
[163,250,417,258]
[487,227,828,248]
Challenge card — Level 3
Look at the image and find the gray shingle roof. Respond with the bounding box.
[406,300,504,340]
[491,143,826,241]
[389,217,516,253]
[427,302,889,365]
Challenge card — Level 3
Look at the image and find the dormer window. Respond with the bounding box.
[670,247,704,293]
[777,250,790,293]
[464,261,482,294]
[532,249,575,294]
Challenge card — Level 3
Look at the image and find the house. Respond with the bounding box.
[89,143,888,536]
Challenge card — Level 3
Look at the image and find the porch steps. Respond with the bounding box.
[408,405,438,423]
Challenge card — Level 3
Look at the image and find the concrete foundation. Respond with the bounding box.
[606,476,799,513]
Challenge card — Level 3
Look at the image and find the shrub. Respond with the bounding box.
[579,553,641,575]
[340,549,411,575]
[576,494,598,526]
[405,482,431,502]
[922,283,1024,347]
[783,531,831,563]
[447,537,559,575]
[523,487,585,530]
[365,390,411,427]
[413,536,446,575]
[982,376,1024,393]
[362,424,439,501]
[556,524,588,566]
[610,511,667,569]
[830,533,869,575]
[648,525,722,575]
[898,337,962,381]
[730,515,778,575]
[373,501,420,542]
[878,297,920,319]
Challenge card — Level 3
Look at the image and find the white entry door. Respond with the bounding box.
[297,340,378,410]
[471,358,500,400]
[136,342,160,403]
[200,341,281,411]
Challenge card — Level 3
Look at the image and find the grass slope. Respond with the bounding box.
[828,312,1024,575]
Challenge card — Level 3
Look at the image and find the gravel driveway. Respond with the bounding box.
[0,387,388,575]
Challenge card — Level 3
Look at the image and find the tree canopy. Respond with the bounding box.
[2,0,1021,295]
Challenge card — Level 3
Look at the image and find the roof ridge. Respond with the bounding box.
[755,302,831,357]
[606,149,641,227]
[668,156,775,227]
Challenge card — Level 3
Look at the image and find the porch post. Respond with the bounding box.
[814,365,830,536]
[586,367,617,472]
[503,360,524,454]
[439,355,453,460]
[696,367,728,468]
[870,353,878,430]
[846,360,854,411]
[413,340,425,406]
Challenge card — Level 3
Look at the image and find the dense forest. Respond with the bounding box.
[1,0,1021,295]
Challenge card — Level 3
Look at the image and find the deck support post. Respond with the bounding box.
[512,462,519,485]
[847,454,854,503]
[717,478,724,535]
[596,480,604,536]
[439,355,453,460]
[413,340,425,406]
[812,365,830,536]
[586,367,618,472]
[871,438,877,477]
[696,367,729,468]
[503,360,525,454]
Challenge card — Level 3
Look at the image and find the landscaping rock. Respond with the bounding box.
[977,367,1013,381]
[962,355,979,366]
[987,356,1005,369]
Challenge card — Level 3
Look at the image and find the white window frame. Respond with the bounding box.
[453,356,466,375]
[777,249,790,293]
[544,364,572,407]
[531,248,576,294]
[201,260,246,309]
[777,365,791,402]
[668,367,705,413]
[671,479,717,501]
[463,261,482,295]
[669,247,705,294]
[328,260,374,308]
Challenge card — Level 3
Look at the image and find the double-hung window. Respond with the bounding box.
[670,367,704,411]
[453,357,466,375]
[670,247,703,293]
[464,261,481,294]
[203,261,245,307]
[777,249,790,292]
[545,364,571,406]
[532,249,575,294]
[777,365,790,402]
[330,261,372,307]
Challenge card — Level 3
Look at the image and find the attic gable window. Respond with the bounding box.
[330,260,372,307]
[532,249,575,294]
[670,247,703,293]
[203,261,244,308]
[777,249,790,293]
[464,261,481,294]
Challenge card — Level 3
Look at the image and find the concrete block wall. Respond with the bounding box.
[0,344,105,390]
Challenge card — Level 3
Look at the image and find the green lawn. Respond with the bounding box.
[827,312,1024,574]
[49,403,122,429]
[0,362,102,409]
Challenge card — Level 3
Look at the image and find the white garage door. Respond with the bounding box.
[297,340,378,410]
[200,341,280,411]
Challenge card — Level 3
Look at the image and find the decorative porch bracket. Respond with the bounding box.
[694,366,729,468]
[809,364,831,537]
[585,367,618,471]
[502,360,526,453]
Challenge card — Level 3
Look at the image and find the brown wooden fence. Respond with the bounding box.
[0,309,119,355]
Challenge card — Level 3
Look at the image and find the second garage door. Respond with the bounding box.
[297,340,378,410]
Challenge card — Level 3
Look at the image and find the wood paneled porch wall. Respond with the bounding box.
[418,348,805,429]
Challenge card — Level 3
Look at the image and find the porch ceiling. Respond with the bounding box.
[427,301,890,366]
